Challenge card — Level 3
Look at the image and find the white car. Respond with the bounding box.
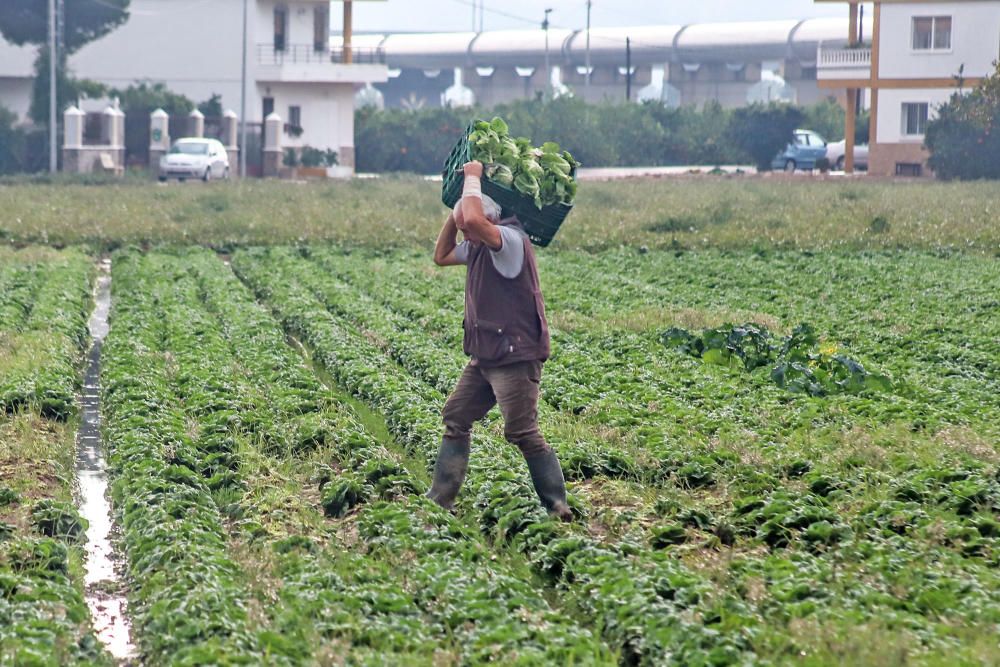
[826,139,869,171]
[159,138,230,182]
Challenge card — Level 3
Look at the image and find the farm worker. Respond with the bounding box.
[428,160,573,522]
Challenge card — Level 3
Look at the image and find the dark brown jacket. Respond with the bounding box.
[463,223,550,367]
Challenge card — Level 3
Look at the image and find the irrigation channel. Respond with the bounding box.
[76,259,136,661]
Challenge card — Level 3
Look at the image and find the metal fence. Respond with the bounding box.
[257,43,386,65]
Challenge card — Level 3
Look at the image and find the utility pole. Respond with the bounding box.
[585,0,592,98]
[625,37,632,102]
[543,8,553,97]
[48,0,56,173]
[479,0,484,33]
[240,0,248,178]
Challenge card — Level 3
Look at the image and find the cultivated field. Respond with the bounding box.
[1,178,998,665]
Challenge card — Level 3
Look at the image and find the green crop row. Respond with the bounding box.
[1,249,109,665]
[0,251,93,419]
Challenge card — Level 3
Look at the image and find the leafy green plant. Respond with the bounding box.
[467,117,579,208]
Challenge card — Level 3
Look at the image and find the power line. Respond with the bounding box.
[448,0,567,29]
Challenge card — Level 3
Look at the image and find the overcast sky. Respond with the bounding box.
[344,0,850,34]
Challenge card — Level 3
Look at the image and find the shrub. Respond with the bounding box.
[925,63,1000,180]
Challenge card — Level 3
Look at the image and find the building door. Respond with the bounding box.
[274,6,288,52]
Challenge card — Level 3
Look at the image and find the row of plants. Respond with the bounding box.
[102,252,296,664]
[0,251,93,419]
[0,249,110,663]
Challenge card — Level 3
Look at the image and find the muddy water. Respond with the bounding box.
[77,259,136,661]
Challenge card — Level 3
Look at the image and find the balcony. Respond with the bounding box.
[817,46,872,83]
[256,43,388,84]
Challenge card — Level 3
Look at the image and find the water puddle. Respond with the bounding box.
[77,259,137,662]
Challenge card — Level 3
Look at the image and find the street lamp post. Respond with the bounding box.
[543,8,553,97]
[48,0,56,173]
[585,1,592,98]
[239,0,248,178]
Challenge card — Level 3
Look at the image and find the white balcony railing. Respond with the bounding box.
[258,43,387,66]
[817,46,872,69]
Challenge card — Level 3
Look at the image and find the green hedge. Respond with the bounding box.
[356,97,851,173]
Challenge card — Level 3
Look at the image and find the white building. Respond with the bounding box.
[0,0,387,172]
[817,0,1000,176]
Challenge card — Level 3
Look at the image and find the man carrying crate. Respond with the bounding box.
[428,160,573,522]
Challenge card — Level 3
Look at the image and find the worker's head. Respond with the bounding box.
[481,194,502,223]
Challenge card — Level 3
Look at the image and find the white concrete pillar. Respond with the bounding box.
[102,106,117,146]
[263,112,283,177]
[63,106,84,149]
[189,108,205,138]
[62,106,85,173]
[222,109,240,170]
[150,108,170,171]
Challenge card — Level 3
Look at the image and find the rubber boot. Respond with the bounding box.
[426,438,470,511]
[524,448,573,522]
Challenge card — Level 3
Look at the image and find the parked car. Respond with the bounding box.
[825,139,869,171]
[771,130,828,172]
[159,138,230,182]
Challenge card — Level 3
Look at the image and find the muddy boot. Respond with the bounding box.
[525,448,573,522]
[426,438,470,511]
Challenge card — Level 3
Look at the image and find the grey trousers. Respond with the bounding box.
[442,359,549,457]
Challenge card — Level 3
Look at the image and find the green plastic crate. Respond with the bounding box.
[441,120,574,248]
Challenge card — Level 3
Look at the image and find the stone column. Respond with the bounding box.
[149,108,170,172]
[263,112,283,178]
[62,106,85,173]
[113,107,126,170]
[222,109,240,169]
[189,109,205,138]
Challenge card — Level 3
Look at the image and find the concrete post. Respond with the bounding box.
[62,106,85,172]
[189,108,205,138]
[263,112,283,177]
[222,109,240,168]
[150,108,170,171]
[113,107,126,169]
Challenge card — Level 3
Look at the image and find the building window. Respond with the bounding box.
[902,102,929,136]
[314,5,329,53]
[287,105,302,136]
[912,16,951,50]
[274,6,288,52]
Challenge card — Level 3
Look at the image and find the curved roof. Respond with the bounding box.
[469,29,575,66]
[564,26,682,66]
[675,20,801,61]
[381,32,477,68]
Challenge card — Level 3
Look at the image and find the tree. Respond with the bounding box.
[0,0,130,129]
[925,62,1000,180]
[0,0,130,53]
[726,103,804,171]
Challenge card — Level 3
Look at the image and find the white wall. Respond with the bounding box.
[879,2,1000,79]
[259,82,354,152]
[877,87,955,143]
[72,0,251,114]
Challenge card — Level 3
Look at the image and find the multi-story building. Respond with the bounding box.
[817,0,1000,176]
[0,0,387,172]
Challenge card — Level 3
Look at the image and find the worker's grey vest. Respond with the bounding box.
[463,221,550,367]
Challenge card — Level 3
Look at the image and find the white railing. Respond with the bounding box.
[817,46,872,69]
